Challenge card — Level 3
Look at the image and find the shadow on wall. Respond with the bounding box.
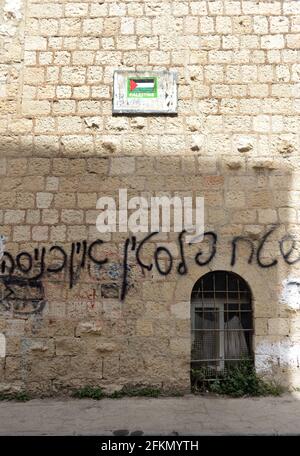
[0,143,300,393]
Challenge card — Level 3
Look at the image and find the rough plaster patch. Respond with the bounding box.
[0,333,6,358]
[0,0,22,37]
[0,85,6,97]
[256,340,300,372]
[4,0,22,20]
[280,277,300,310]
[0,22,17,36]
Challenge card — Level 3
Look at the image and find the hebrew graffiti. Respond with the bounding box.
[0,276,46,315]
[0,235,5,261]
[0,225,299,303]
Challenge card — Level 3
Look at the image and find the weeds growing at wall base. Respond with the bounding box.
[72,386,105,400]
[191,359,285,398]
[0,392,30,402]
[72,385,184,400]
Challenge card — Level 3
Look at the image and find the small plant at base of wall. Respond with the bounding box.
[191,359,285,398]
[0,391,31,402]
[72,385,184,400]
[72,386,105,400]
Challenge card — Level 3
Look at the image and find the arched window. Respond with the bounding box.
[191,271,253,376]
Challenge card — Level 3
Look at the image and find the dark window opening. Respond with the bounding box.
[191,271,253,378]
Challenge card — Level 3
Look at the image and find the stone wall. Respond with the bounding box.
[0,0,300,394]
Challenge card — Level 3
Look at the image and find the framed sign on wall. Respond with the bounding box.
[113,70,178,114]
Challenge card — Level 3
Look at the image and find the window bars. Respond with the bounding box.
[191,271,253,379]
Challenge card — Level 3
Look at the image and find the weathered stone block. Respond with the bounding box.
[55,337,84,356]
[75,321,103,337]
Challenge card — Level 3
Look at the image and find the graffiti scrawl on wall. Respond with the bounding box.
[0,276,46,316]
[0,239,107,314]
[0,235,5,261]
[0,225,299,309]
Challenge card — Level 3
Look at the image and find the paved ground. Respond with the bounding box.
[0,393,300,435]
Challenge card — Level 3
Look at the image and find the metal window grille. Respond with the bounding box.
[191,271,253,378]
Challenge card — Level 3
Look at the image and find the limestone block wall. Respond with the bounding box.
[0,0,300,394]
